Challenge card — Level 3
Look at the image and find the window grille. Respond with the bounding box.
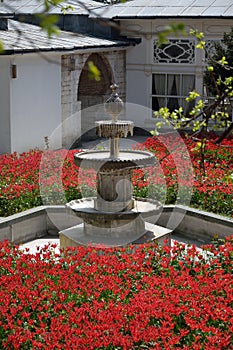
[153,39,195,64]
[205,39,223,57]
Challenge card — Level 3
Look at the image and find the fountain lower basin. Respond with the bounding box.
[74,150,155,170]
[67,197,162,219]
[75,149,156,213]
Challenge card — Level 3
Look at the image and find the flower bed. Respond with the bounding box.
[132,133,233,217]
[0,238,233,349]
[0,133,232,217]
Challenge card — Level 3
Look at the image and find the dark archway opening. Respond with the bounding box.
[78,53,113,142]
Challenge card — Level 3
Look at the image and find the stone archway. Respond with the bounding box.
[78,53,113,140]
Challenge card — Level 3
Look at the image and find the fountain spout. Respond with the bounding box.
[96,84,133,159]
[104,83,124,122]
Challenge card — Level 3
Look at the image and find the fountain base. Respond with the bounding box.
[60,222,171,248]
[59,197,172,248]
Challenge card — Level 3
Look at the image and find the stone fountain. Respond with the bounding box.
[60,84,172,248]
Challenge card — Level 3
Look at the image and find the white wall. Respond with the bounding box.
[10,53,62,153]
[0,57,11,153]
[126,39,149,105]
[126,37,157,130]
[125,28,156,131]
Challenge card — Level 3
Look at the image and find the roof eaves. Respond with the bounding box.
[0,41,135,55]
[110,14,233,20]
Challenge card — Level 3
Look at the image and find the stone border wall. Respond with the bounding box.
[157,206,233,243]
[0,205,232,245]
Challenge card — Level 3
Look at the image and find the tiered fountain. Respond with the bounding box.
[60,84,172,248]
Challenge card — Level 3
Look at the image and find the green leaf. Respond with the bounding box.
[190,29,204,40]
[186,91,200,102]
[38,14,60,38]
[218,56,228,65]
[157,23,186,46]
[196,41,205,50]
[61,5,74,14]
[87,61,101,81]
[0,40,4,53]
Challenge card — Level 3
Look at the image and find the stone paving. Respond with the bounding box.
[21,237,60,255]
[20,233,206,255]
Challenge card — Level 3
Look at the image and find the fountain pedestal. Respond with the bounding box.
[60,84,172,248]
[95,168,134,212]
[60,222,171,248]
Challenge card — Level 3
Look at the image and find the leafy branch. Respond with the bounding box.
[153,28,233,146]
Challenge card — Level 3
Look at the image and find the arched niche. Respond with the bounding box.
[77,53,113,141]
[78,53,113,109]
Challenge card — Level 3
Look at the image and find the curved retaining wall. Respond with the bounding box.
[0,205,232,245]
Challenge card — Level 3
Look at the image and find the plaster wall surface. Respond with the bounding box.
[10,53,62,153]
[0,57,11,153]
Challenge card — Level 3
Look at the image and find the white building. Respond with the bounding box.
[91,0,233,131]
[0,21,61,153]
[0,0,232,153]
[0,5,132,153]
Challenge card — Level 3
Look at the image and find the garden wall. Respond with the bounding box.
[0,205,232,245]
[156,206,233,244]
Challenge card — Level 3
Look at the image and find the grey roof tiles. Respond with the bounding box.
[1,0,232,18]
[0,19,132,54]
[90,0,233,18]
[0,0,106,15]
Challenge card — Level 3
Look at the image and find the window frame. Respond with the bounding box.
[151,72,196,114]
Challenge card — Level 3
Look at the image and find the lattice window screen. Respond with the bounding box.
[205,39,223,57]
[153,39,195,64]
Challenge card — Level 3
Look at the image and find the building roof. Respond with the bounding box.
[0,0,106,16]
[0,19,133,54]
[90,0,233,19]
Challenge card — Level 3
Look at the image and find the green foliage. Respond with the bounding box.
[157,23,186,46]
[0,190,43,217]
[190,29,205,49]
[36,0,69,37]
[37,14,60,37]
[0,41,4,53]
[87,61,101,81]
[153,28,233,141]
[204,27,233,97]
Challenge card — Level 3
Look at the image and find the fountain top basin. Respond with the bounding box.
[96,120,134,138]
[74,150,156,170]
